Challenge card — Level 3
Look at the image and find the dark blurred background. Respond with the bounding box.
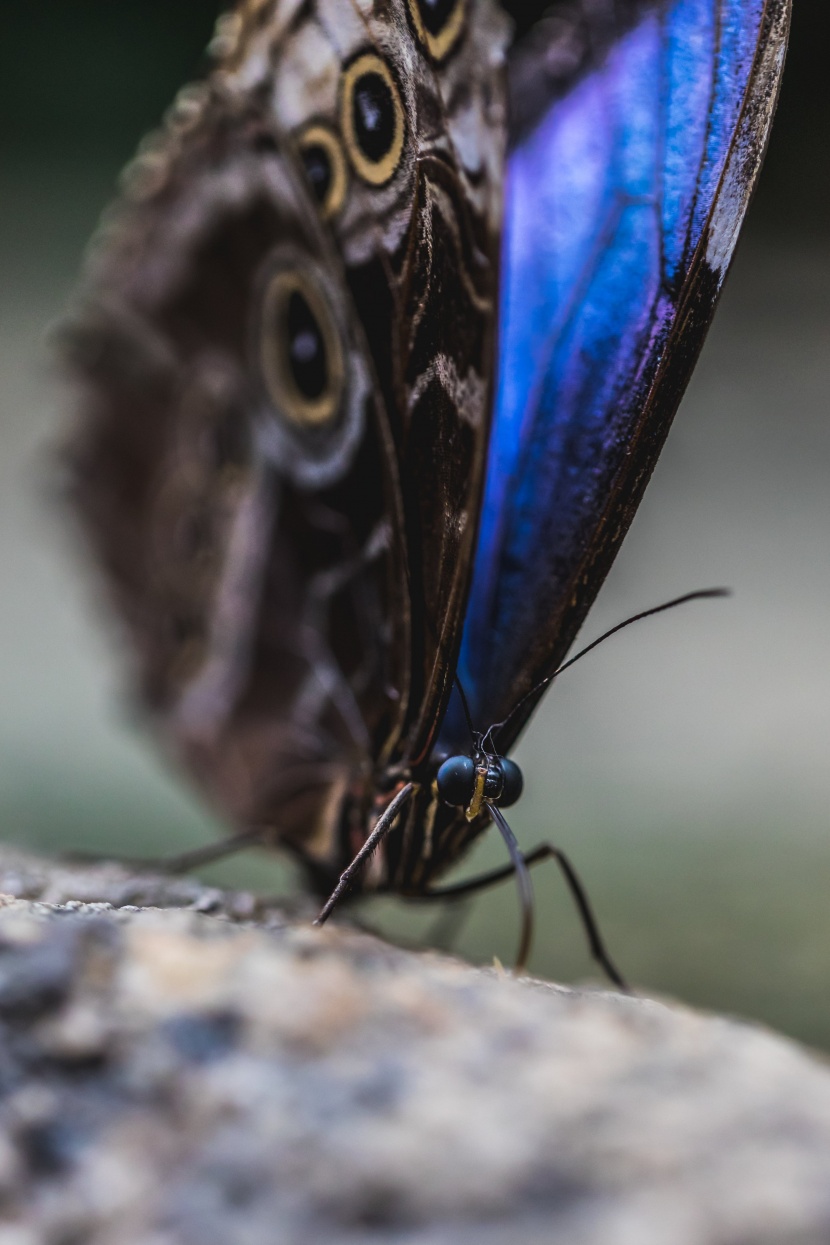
[2,2,830,1045]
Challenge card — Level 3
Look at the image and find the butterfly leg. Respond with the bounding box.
[61,827,273,876]
[421,837,628,990]
[314,781,416,927]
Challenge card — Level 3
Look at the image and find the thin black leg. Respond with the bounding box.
[419,838,628,991]
[61,826,273,876]
[62,763,344,878]
[418,845,554,900]
[314,782,416,927]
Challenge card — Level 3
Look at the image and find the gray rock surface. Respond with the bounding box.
[0,848,829,1245]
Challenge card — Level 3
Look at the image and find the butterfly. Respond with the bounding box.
[63,0,790,979]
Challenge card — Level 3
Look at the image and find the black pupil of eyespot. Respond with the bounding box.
[301,144,332,205]
[352,72,396,162]
[418,0,457,36]
[286,291,327,401]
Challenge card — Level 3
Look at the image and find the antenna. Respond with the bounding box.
[483,588,730,751]
[453,673,478,748]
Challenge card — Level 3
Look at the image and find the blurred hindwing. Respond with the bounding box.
[65,0,509,874]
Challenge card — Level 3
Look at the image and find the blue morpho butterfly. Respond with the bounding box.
[64,0,789,979]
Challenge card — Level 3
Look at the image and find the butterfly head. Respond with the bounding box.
[435,751,523,824]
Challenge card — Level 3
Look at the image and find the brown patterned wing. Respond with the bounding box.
[64,0,510,885]
[218,0,510,767]
[65,82,411,873]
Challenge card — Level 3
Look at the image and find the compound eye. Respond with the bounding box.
[497,758,524,808]
[436,755,476,808]
[259,268,344,428]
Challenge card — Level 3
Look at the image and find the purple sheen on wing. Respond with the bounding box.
[691,0,766,246]
[474,65,616,619]
[661,0,716,280]
[468,18,662,655]
[440,0,772,749]
[460,201,664,720]
[611,12,663,199]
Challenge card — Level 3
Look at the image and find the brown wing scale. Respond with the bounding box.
[65,0,509,892]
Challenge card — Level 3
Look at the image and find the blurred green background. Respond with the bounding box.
[2,2,830,1046]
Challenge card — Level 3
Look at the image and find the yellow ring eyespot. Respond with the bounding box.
[339,52,406,187]
[406,0,467,62]
[296,123,348,220]
[259,269,344,428]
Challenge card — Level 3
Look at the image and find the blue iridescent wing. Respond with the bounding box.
[442,0,790,750]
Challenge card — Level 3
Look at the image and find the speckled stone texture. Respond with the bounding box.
[0,849,829,1245]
